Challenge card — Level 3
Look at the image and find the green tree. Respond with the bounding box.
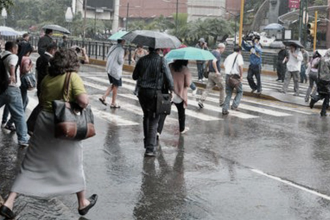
[0,0,14,10]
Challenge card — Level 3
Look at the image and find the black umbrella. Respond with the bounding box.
[42,24,70,34]
[122,30,181,49]
[283,40,304,48]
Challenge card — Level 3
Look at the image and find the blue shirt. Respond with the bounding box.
[209,50,221,72]
[242,41,262,66]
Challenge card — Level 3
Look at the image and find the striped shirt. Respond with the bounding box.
[133,52,174,91]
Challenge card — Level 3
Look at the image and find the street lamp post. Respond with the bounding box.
[1,8,7,26]
[175,0,178,36]
[65,7,73,34]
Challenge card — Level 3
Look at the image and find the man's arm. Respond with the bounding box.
[132,61,140,80]
[81,48,89,64]
[212,58,219,74]
[117,49,125,65]
[241,40,252,51]
[9,65,16,84]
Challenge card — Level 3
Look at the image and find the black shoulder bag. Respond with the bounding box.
[156,58,172,115]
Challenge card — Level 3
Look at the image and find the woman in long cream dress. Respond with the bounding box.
[0,49,97,219]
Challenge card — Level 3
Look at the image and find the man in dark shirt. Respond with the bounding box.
[198,43,226,108]
[276,45,288,82]
[133,47,174,157]
[35,43,57,97]
[37,29,54,55]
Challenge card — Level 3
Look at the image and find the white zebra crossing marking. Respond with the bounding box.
[26,90,138,126]
[86,76,306,118]
[118,93,222,121]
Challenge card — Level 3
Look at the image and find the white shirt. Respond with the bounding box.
[286,50,303,72]
[105,44,125,80]
[1,51,20,87]
[224,52,244,75]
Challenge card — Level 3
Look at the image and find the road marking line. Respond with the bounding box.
[118,93,222,121]
[251,169,330,201]
[188,100,258,119]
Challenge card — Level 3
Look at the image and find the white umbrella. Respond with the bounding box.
[0,26,23,36]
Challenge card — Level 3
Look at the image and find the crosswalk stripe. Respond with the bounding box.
[118,93,222,121]
[87,77,222,121]
[26,90,138,126]
[188,99,258,119]
[86,76,302,118]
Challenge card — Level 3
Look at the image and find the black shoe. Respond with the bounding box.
[78,194,98,216]
[321,112,327,117]
[144,149,156,157]
[198,101,204,109]
[231,106,239,111]
[222,111,229,115]
[309,96,318,109]
[0,205,15,219]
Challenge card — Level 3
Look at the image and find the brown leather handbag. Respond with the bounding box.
[52,72,95,140]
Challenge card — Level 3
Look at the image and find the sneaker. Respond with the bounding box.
[198,79,203,82]
[144,149,156,157]
[180,127,190,134]
[198,101,204,109]
[4,124,16,132]
[157,132,160,140]
[192,89,197,96]
[256,90,262,95]
[251,89,256,93]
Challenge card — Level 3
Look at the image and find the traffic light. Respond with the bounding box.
[307,22,315,37]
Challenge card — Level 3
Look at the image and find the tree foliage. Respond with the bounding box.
[0,0,14,11]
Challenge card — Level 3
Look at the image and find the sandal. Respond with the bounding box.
[110,104,120,108]
[98,98,107,106]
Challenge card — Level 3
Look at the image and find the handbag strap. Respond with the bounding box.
[63,72,72,102]
[230,54,239,73]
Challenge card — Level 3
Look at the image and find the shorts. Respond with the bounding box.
[108,74,122,87]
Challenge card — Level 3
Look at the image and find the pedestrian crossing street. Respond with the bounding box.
[11,75,318,128]
[80,75,318,126]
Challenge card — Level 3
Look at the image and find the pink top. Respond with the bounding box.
[20,56,32,75]
[170,66,191,108]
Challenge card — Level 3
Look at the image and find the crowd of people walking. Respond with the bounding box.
[1,29,330,219]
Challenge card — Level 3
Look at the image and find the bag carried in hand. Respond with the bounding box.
[228,74,241,89]
[52,72,96,140]
[155,58,172,115]
[21,72,37,90]
[156,91,172,115]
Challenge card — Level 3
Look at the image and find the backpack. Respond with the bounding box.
[0,54,11,94]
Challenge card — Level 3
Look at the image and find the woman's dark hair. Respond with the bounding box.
[48,49,80,76]
[313,51,321,59]
[171,60,188,72]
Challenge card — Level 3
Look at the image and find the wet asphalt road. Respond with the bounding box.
[1,63,330,220]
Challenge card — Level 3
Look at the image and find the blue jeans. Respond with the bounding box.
[190,82,196,91]
[0,87,29,143]
[247,64,261,92]
[196,62,205,80]
[2,86,29,126]
[300,64,307,83]
[222,75,243,112]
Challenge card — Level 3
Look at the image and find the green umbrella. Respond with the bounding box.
[165,47,216,61]
[108,30,128,41]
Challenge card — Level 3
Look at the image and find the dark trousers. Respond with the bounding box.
[300,64,307,83]
[157,101,185,134]
[196,62,205,80]
[247,64,262,92]
[312,94,330,116]
[138,89,160,151]
[277,61,286,81]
